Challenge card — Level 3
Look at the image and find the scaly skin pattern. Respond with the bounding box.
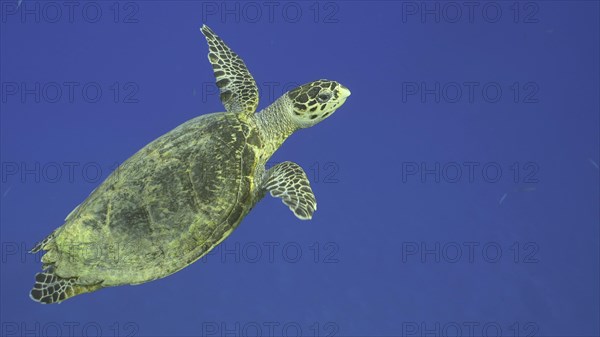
[39,112,262,287]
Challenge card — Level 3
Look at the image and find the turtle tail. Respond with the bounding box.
[29,270,102,304]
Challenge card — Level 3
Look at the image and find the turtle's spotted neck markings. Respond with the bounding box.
[254,79,351,164]
[28,24,350,304]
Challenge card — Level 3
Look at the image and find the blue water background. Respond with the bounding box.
[1,1,599,336]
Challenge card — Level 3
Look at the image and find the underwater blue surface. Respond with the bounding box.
[1,1,599,336]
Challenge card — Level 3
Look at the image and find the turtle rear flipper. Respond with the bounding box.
[30,236,52,254]
[30,271,101,304]
[30,226,64,253]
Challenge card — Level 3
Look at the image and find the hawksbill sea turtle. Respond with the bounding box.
[29,25,351,304]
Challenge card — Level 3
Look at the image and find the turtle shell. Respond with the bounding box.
[40,112,263,286]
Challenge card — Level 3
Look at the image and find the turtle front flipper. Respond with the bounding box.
[263,161,317,220]
[200,25,259,115]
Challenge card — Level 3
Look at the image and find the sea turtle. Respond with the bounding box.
[29,25,351,304]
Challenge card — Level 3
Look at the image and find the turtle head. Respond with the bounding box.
[286,80,351,128]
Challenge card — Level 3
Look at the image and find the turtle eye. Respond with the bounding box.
[316,91,332,103]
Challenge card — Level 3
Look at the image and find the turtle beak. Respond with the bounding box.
[338,84,351,98]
